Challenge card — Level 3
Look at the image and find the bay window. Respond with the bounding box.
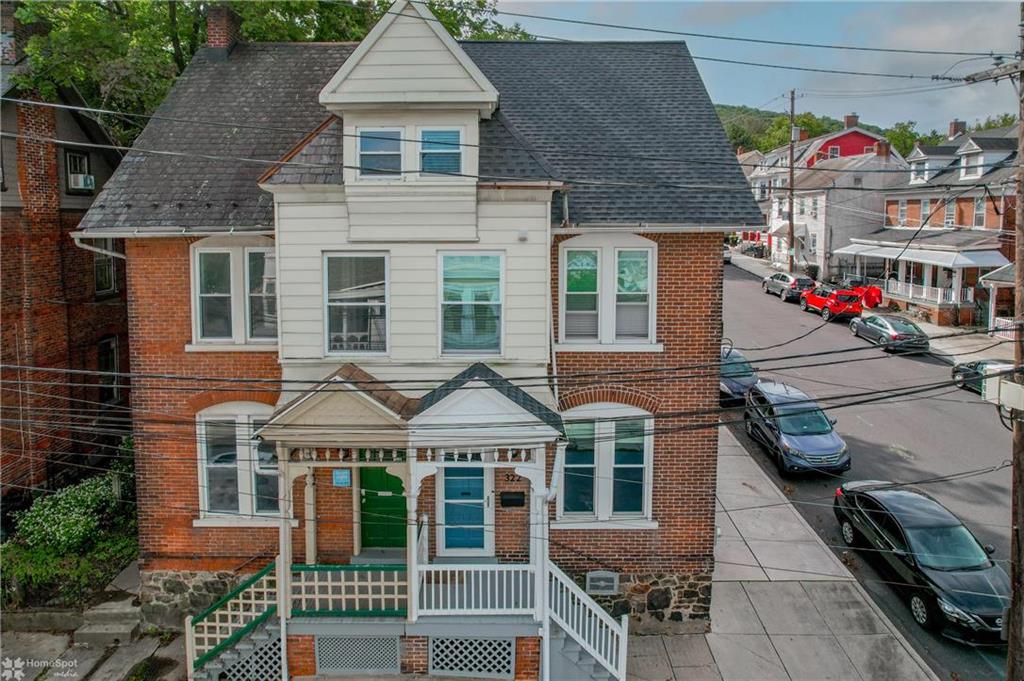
[197,402,278,519]
[325,254,388,354]
[440,253,502,355]
[559,404,654,523]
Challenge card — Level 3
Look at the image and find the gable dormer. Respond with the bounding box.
[318,0,498,118]
[956,139,984,180]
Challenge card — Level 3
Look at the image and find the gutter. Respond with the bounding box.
[71,227,274,240]
[73,235,126,260]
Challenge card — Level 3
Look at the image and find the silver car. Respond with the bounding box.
[762,272,815,302]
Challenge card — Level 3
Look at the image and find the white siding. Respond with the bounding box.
[274,195,552,365]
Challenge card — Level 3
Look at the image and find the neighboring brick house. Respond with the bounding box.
[74,2,760,679]
[0,1,128,515]
[835,122,1017,326]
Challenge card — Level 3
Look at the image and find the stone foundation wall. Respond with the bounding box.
[140,570,239,630]
[593,572,712,634]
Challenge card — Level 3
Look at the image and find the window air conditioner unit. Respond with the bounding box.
[943,219,955,227]
[585,570,620,596]
[69,173,95,191]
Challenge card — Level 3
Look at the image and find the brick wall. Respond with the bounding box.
[514,636,541,681]
[286,634,316,677]
[400,635,428,674]
[206,3,241,49]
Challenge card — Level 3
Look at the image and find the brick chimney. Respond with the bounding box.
[844,113,859,129]
[948,119,966,140]
[874,140,891,157]
[206,2,242,59]
[798,129,809,141]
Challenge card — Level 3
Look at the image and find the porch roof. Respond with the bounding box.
[832,243,1009,269]
[980,263,1016,287]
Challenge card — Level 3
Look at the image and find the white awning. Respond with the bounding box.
[768,221,807,238]
[833,243,1008,269]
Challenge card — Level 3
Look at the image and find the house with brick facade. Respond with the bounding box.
[0,3,128,516]
[73,2,761,679]
[833,122,1016,327]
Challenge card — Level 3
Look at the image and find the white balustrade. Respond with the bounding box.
[290,565,408,615]
[994,317,1021,341]
[548,563,628,680]
[886,279,973,305]
[417,564,536,615]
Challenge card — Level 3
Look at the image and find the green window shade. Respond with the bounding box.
[441,255,501,353]
[612,419,644,514]
[616,250,650,340]
[421,130,462,175]
[564,422,595,513]
[565,250,598,339]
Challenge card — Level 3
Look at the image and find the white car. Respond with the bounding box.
[723,246,732,264]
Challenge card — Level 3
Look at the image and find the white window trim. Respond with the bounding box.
[556,403,655,524]
[323,251,391,357]
[960,153,983,179]
[437,250,506,358]
[944,199,957,226]
[94,237,116,295]
[973,197,986,227]
[244,247,277,344]
[190,239,277,348]
[416,126,465,181]
[434,467,495,557]
[827,145,840,158]
[920,199,931,226]
[557,234,658,349]
[357,127,405,180]
[897,200,907,225]
[195,401,281,522]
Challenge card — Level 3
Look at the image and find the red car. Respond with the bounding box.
[839,275,883,308]
[799,285,863,321]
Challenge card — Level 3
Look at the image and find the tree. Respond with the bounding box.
[13,0,528,144]
[970,113,1017,132]
[755,112,839,152]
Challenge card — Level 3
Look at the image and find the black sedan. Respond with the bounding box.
[719,346,757,403]
[834,481,1009,641]
[951,359,1015,394]
[849,314,930,353]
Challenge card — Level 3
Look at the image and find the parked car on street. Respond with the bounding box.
[762,272,815,302]
[743,381,850,475]
[799,284,862,321]
[723,246,732,264]
[951,359,1015,394]
[849,315,930,353]
[719,346,757,403]
[833,481,1008,640]
[837,275,883,308]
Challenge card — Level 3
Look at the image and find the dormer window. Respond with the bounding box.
[358,129,403,177]
[910,161,928,184]
[827,146,840,159]
[960,152,983,179]
[420,129,462,176]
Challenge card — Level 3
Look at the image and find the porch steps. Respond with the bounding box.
[74,595,141,648]
[551,625,615,681]
[193,618,281,681]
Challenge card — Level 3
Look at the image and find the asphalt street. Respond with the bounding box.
[722,262,1013,681]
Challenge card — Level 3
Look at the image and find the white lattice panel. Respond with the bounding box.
[223,632,281,681]
[192,571,278,657]
[429,638,514,679]
[292,568,407,614]
[316,636,400,674]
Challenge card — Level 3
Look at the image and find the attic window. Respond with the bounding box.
[358,129,402,177]
[420,129,462,176]
[960,152,983,179]
[827,146,840,159]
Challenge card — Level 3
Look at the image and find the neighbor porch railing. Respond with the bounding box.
[885,280,974,305]
[417,564,537,616]
[290,563,408,617]
[548,562,628,680]
[993,317,1021,341]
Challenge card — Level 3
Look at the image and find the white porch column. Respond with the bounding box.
[923,264,934,301]
[304,467,316,565]
[407,458,420,623]
[898,260,907,282]
[276,448,291,681]
[952,268,964,304]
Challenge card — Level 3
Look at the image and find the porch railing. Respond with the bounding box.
[993,317,1021,341]
[548,562,628,680]
[885,280,974,305]
[186,558,278,671]
[291,564,408,617]
[417,564,536,615]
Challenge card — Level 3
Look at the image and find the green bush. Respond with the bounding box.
[13,474,121,554]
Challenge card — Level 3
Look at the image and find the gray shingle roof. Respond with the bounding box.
[853,227,1003,250]
[80,40,761,232]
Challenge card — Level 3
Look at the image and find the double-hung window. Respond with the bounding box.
[94,238,116,296]
[197,251,233,339]
[325,254,388,354]
[828,145,840,159]
[420,129,462,176]
[961,152,983,179]
[197,403,278,518]
[615,250,651,341]
[564,250,599,340]
[246,249,277,340]
[944,199,957,226]
[798,198,805,216]
[440,253,502,355]
[920,199,931,226]
[810,197,818,219]
[97,336,119,404]
[897,200,907,225]
[973,197,986,227]
[358,129,402,177]
[192,242,277,346]
[560,405,653,522]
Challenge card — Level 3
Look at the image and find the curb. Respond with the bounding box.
[719,427,942,681]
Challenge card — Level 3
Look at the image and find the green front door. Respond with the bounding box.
[359,468,407,548]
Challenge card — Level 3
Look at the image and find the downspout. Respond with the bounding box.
[72,234,127,260]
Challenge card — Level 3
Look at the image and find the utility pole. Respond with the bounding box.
[966,8,1024,676]
[788,88,796,274]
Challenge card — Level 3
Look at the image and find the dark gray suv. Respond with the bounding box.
[762,272,815,302]
[743,381,850,476]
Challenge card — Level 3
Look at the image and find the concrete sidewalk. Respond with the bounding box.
[625,427,938,681]
[727,250,1009,366]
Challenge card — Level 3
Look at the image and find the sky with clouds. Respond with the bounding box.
[497,1,1018,133]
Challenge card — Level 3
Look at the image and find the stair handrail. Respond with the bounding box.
[192,559,276,624]
[193,605,277,671]
[548,562,628,680]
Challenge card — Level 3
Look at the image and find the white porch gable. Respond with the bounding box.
[410,379,561,447]
[318,0,499,117]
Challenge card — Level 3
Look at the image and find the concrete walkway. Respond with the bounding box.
[625,427,938,681]
[727,250,1009,366]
